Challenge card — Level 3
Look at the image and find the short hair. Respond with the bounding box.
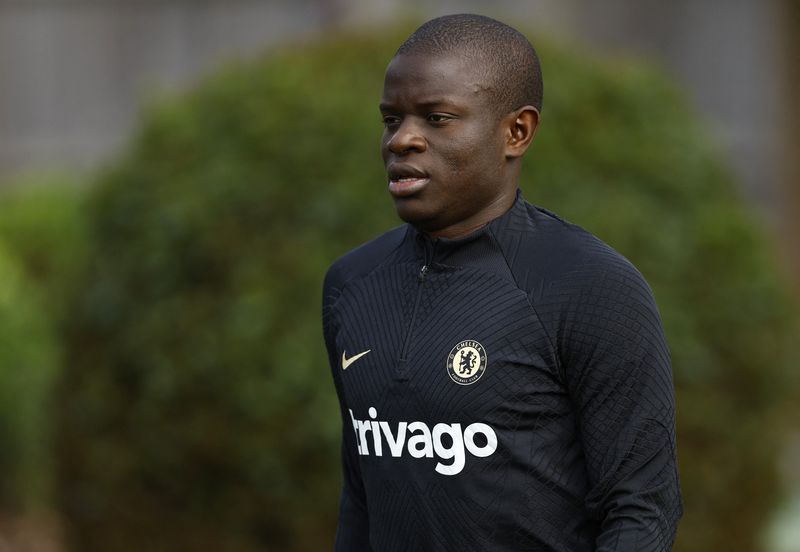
[396,14,543,115]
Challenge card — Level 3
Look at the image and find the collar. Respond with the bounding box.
[407,189,526,268]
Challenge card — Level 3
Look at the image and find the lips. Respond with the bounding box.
[387,164,430,198]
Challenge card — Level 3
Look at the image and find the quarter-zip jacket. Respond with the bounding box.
[322,191,682,551]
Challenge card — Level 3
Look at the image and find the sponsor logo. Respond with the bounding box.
[446,340,487,385]
[348,407,497,476]
[342,349,371,370]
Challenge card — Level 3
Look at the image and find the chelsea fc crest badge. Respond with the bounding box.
[447,340,487,385]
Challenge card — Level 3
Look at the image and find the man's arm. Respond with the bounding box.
[333,414,372,551]
[322,268,373,551]
[559,259,682,551]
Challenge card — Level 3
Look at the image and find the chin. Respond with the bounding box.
[393,197,440,229]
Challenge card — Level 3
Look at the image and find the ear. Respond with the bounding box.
[503,106,540,159]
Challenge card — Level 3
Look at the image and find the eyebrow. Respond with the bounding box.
[379,98,465,112]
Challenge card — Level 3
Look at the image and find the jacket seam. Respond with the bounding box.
[487,226,566,385]
[329,226,411,313]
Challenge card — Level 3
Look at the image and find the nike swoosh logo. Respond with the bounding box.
[342,349,371,370]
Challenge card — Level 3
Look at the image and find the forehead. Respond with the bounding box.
[381,52,495,108]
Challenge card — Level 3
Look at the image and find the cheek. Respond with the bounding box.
[439,130,483,166]
[439,137,499,178]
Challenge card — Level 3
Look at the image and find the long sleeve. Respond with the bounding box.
[333,422,372,551]
[557,257,683,551]
[323,268,373,551]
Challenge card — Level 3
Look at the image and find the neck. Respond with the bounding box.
[426,188,518,240]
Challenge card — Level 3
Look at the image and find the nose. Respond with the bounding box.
[386,119,427,155]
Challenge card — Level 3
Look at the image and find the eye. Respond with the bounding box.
[427,113,454,124]
[382,115,401,127]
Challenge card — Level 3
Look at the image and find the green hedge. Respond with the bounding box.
[0,179,88,512]
[0,239,56,510]
[0,179,89,313]
[55,28,797,551]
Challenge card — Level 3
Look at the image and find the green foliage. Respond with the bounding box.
[54,28,797,552]
[0,241,56,510]
[0,177,88,511]
[0,177,89,314]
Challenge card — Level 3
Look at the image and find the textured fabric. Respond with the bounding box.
[322,191,682,551]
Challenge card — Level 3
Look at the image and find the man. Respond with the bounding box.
[322,13,682,551]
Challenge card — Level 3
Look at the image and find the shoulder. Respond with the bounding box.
[498,201,653,303]
[323,224,409,295]
[505,204,668,379]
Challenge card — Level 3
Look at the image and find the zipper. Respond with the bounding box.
[399,242,435,363]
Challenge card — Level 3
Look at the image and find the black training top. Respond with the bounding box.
[322,191,682,551]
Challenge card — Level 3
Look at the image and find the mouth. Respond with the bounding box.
[388,176,430,197]
[387,165,430,198]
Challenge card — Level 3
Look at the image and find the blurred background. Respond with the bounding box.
[0,1,798,550]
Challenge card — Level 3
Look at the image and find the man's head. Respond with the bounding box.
[396,15,543,117]
[380,14,542,238]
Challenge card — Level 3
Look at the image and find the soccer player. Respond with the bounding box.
[322,13,682,551]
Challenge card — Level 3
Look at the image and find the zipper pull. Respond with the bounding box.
[419,265,428,281]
